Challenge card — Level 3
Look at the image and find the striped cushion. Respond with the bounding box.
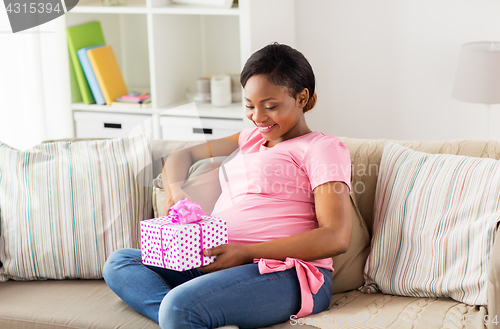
[362,141,500,305]
[0,133,152,280]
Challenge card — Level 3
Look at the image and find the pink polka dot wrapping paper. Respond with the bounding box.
[140,215,228,271]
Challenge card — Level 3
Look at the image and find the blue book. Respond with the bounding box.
[77,44,106,105]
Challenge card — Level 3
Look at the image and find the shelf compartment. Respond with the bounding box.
[150,4,239,15]
[72,104,158,115]
[158,100,244,119]
[150,0,239,15]
[66,13,150,105]
[71,100,244,119]
[150,14,240,109]
[150,14,203,109]
[71,0,147,13]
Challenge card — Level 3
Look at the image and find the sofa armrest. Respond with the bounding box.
[151,139,207,178]
[488,227,500,329]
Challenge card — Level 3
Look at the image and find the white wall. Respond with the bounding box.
[296,0,500,141]
[0,14,73,151]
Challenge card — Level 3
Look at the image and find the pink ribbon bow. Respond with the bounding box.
[253,258,325,318]
[169,198,205,224]
[166,198,207,267]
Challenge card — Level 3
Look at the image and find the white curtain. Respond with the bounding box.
[0,10,73,151]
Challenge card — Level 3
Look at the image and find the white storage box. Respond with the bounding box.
[74,112,153,139]
[160,116,242,141]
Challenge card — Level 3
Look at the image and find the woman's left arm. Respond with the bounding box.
[198,181,352,273]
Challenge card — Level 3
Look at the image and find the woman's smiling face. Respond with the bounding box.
[244,74,311,147]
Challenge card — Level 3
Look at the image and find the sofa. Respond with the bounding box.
[0,136,498,329]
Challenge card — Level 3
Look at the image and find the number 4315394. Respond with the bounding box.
[458,315,498,326]
[6,2,61,14]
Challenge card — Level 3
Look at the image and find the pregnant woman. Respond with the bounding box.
[103,42,352,329]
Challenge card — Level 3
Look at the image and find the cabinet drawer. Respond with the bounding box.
[74,112,152,139]
[160,116,242,141]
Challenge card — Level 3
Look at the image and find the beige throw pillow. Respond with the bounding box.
[0,133,152,281]
[331,194,370,294]
[362,141,500,305]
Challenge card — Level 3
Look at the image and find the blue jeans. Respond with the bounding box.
[103,248,333,329]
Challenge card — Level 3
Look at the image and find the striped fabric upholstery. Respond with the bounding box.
[362,141,500,305]
[0,133,153,281]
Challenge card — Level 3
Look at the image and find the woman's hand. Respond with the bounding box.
[163,188,191,216]
[197,244,251,273]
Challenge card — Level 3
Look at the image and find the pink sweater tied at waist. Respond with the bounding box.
[253,258,325,318]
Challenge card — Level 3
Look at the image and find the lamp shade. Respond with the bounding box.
[452,42,500,104]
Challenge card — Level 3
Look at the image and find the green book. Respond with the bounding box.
[66,21,106,105]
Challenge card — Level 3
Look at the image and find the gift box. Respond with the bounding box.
[140,199,227,271]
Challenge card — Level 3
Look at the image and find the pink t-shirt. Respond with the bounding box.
[211,127,351,271]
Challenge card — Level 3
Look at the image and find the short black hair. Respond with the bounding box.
[240,42,316,112]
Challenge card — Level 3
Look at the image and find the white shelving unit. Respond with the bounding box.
[63,0,296,140]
